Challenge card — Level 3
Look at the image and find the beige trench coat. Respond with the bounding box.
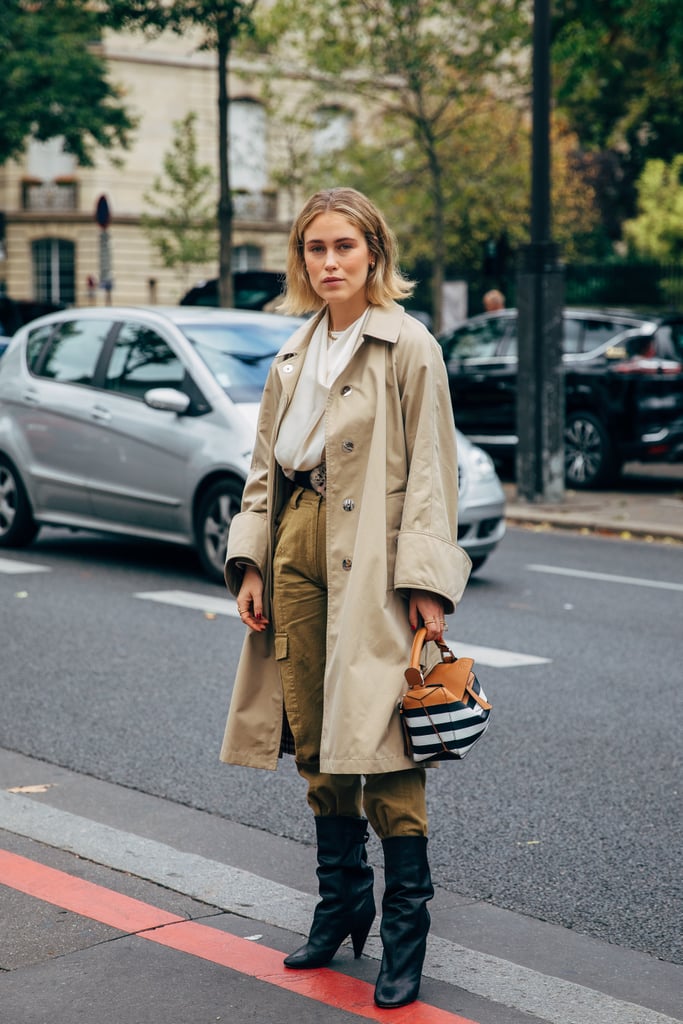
[220,302,472,773]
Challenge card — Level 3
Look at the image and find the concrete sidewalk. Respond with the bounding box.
[503,462,683,542]
[1,748,681,1024]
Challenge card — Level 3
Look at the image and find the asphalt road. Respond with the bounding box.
[1,523,681,968]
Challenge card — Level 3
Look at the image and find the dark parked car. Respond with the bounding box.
[0,296,65,338]
[440,308,683,488]
[180,270,284,310]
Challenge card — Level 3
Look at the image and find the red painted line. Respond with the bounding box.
[0,849,478,1024]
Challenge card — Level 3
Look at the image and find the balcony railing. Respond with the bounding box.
[22,180,79,212]
[232,190,277,221]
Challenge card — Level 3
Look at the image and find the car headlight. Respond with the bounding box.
[467,446,497,480]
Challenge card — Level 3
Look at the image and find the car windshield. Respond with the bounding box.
[179,320,295,401]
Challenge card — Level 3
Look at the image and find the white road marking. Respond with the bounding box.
[0,790,677,1024]
[0,557,51,575]
[135,589,240,617]
[527,563,683,593]
[448,641,550,668]
[135,590,550,667]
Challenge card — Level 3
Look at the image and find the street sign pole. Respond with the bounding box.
[95,195,113,305]
[516,0,565,502]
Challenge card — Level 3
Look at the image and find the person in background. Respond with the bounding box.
[483,288,505,311]
[220,187,471,1009]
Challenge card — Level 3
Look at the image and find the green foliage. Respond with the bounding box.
[102,0,258,48]
[141,112,217,281]
[622,156,683,261]
[553,0,683,157]
[264,0,528,328]
[552,0,683,236]
[0,0,136,166]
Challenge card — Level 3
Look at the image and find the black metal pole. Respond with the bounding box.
[516,0,565,502]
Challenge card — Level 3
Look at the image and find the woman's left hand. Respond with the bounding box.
[409,590,447,642]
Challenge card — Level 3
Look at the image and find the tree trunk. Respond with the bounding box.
[426,140,445,335]
[217,33,233,308]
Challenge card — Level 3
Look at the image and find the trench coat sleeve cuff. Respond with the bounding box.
[394,531,472,613]
[224,510,269,596]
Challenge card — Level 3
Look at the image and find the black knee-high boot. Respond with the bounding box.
[374,835,434,1008]
[284,815,376,969]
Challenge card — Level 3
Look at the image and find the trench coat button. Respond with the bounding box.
[283,364,294,373]
[342,558,352,570]
[341,440,354,452]
[340,384,353,396]
[342,498,355,512]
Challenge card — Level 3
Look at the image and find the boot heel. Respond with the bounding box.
[351,904,374,958]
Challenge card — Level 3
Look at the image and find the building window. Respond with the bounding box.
[232,245,262,272]
[229,99,267,192]
[313,106,353,155]
[23,137,78,211]
[32,238,76,304]
[27,137,76,181]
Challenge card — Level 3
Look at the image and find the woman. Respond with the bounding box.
[220,187,471,1008]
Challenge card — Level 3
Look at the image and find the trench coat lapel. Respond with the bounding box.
[272,309,324,416]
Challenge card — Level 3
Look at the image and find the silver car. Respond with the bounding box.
[0,306,505,581]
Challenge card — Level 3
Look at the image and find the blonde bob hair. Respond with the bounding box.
[278,187,414,315]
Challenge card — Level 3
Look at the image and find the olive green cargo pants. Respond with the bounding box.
[272,487,427,839]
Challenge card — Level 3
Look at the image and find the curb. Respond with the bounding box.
[505,507,683,543]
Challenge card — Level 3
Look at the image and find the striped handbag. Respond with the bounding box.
[399,627,492,762]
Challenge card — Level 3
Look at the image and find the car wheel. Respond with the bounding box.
[195,478,244,584]
[564,411,614,489]
[469,556,488,574]
[0,456,40,547]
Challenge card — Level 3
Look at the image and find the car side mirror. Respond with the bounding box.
[144,387,191,414]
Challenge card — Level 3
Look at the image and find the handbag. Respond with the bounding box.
[399,627,492,762]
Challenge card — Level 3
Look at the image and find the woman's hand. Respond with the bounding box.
[236,567,269,633]
[409,590,447,643]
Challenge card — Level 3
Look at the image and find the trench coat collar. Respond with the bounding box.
[273,302,405,399]
[362,302,405,345]
[276,303,405,362]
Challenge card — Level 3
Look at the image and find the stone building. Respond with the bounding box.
[0,26,337,310]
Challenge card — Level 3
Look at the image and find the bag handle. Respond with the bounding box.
[405,626,456,688]
[405,627,483,701]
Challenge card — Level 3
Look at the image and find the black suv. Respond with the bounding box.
[180,271,284,310]
[440,309,683,488]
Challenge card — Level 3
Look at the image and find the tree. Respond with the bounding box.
[263,0,527,332]
[622,156,683,262]
[141,112,216,285]
[0,0,135,167]
[552,0,683,240]
[270,93,599,312]
[103,1,259,308]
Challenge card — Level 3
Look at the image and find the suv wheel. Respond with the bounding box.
[564,412,615,489]
[195,478,243,584]
[0,456,40,547]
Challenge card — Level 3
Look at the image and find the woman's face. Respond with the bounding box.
[303,211,372,324]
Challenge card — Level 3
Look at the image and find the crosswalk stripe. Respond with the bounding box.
[527,563,683,592]
[134,590,550,668]
[0,556,51,575]
[135,589,240,616]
